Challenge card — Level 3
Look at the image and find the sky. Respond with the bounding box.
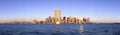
[0,0,120,22]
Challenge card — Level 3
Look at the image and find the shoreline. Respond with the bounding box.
[0,23,120,24]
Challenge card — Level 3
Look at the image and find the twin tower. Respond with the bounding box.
[54,10,61,24]
[54,10,61,18]
[45,10,90,24]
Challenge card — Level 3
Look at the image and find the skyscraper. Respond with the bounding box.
[54,10,57,18]
[57,10,61,18]
[54,10,61,24]
[54,10,61,18]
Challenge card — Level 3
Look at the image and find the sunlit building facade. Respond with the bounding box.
[33,10,90,24]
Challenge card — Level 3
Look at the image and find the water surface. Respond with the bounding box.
[0,24,120,35]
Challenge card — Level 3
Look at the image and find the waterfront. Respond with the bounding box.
[0,24,120,35]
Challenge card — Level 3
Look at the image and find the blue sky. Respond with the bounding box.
[0,0,120,20]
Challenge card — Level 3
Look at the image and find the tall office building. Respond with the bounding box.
[54,10,61,18]
[54,10,57,18]
[57,10,61,24]
[86,17,90,23]
[54,10,61,24]
[57,10,61,18]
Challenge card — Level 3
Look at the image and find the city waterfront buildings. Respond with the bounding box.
[33,10,90,24]
[0,10,90,24]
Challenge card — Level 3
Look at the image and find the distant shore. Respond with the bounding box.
[0,23,120,24]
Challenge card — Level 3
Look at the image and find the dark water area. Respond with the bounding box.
[0,24,120,35]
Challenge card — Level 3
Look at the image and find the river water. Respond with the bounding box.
[0,24,120,35]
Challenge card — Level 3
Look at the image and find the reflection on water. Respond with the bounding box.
[52,25,63,35]
[80,24,84,35]
[0,24,120,35]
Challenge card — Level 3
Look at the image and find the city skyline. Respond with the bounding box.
[0,10,120,23]
[0,0,120,23]
[0,10,90,24]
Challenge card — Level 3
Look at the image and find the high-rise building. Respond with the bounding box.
[54,10,57,18]
[54,10,61,24]
[76,17,79,24]
[57,10,61,18]
[58,10,61,24]
[48,16,52,24]
[86,17,90,23]
[52,17,55,24]
[79,18,83,24]
[62,16,66,24]
[54,10,61,18]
